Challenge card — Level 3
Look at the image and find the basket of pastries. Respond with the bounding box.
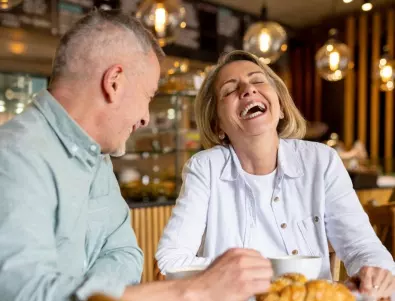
[256,273,356,301]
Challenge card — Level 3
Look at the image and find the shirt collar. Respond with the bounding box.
[220,139,304,181]
[33,90,101,162]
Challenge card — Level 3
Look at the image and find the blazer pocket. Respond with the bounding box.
[297,215,321,256]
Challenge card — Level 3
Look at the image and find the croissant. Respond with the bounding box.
[257,273,355,301]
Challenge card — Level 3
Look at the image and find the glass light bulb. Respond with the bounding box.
[376,55,395,92]
[136,0,186,47]
[259,30,271,53]
[380,65,393,81]
[316,37,352,81]
[329,51,340,71]
[243,21,287,64]
[362,2,373,11]
[154,3,168,37]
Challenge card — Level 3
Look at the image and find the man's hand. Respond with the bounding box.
[346,266,395,299]
[121,248,272,301]
[185,248,273,301]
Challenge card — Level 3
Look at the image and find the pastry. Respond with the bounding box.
[256,273,355,301]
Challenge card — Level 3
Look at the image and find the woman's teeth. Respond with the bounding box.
[240,103,266,119]
[242,111,263,120]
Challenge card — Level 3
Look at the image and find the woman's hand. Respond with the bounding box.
[346,266,395,299]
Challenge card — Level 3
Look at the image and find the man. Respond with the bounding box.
[0,9,272,301]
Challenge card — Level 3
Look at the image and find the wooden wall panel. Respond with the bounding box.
[314,44,322,122]
[358,14,368,146]
[130,205,174,283]
[304,47,313,120]
[370,13,381,161]
[344,16,356,149]
[385,10,395,173]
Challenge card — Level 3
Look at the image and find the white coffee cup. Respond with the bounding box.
[268,256,322,280]
[165,265,207,280]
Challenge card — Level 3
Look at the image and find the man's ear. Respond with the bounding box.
[102,64,123,103]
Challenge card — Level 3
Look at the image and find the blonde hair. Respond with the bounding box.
[195,50,306,149]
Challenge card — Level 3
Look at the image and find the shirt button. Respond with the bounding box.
[281,223,287,229]
[292,249,299,255]
[71,144,79,153]
[273,197,280,202]
[314,216,320,222]
[90,145,97,152]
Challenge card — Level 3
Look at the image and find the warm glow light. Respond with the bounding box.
[343,0,353,2]
[380,65,393,81]
[326,44,334,52]
[180,21,186,28]
[387,81,394,90]
[362,2,373,11]
[259,30,271,53]
[154,4,168,37]
[329,51,340,71]
[8,42,26,54]
[0,106,5,113]
[380,58,387,66]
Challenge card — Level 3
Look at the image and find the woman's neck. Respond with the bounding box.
[231,132,279,175]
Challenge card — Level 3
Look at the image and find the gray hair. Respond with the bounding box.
[50,9,165,83]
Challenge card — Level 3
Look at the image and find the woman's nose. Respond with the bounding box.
[240,84,257,98]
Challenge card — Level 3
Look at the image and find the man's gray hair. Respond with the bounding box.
[50,9,165,83]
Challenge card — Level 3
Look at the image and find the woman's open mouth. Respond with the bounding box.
[239,102,267,120]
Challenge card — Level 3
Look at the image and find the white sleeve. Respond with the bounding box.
[324,148,395,276]
[155,156,213,274]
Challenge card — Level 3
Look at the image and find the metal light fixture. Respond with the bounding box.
[361,0,373,11]
[243,5,287,64]
[375,45,395,92]
[0,0,23,10]
[315,29,352,81]
[136,0,186,47]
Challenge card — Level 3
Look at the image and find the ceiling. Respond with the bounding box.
[206,0,395,27]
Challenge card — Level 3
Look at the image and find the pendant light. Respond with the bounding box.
[375,45,395,92]
[136,0,186,47]
[315,29,352,81]
[243,2,287,64]
[315,0,352,81]
[361,0,373,11]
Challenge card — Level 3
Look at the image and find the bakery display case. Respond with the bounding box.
[113,90,202,204]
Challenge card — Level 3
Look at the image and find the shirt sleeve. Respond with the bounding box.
[155,156,213,274]
[324,148,395,276]
[0,145,142,301]
[75,200,143,300]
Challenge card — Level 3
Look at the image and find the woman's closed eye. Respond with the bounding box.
[224,89,236,97]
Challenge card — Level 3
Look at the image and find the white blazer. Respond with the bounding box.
[156,139,395,278]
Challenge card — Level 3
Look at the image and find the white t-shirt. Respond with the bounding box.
[243,169,288,258]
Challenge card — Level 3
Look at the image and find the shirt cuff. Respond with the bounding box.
[347,258,395,277]
[75,275,128,301]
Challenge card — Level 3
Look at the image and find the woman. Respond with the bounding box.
[156,50,395,298]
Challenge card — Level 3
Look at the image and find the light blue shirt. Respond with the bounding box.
[156,139,395,278]
[0,90,143,301]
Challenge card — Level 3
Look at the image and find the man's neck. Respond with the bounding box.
[48,86,105,148]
